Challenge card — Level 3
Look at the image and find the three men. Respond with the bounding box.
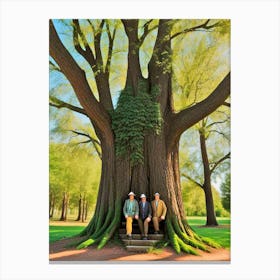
[123,191,167,239]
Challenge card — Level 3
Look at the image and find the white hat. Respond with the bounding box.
[154,192,160,196]
[140,194,146,198]
[128,191,136,196]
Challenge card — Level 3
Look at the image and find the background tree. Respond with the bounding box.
[221,173,231,212]
[181,179,229,217]
[173,31,230,226]
[50,142,101,221]
[182,111,230,223]
[49,19,230,253]
[182,116,230,226]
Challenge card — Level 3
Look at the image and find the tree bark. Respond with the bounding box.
[64,193,69,221]
[60,192,67,221]
[199,130,218,226]
[81,193,86,222]
[75,193,82,221]
[84,200,88,221]
[49,192,53,218]
[50,197,55,218]
[49,193,55,218]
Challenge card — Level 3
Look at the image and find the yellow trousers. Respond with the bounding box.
[126,217,133,235]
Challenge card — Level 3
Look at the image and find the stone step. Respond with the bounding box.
[119,228,163,235]
[126,245,152,253]
[122,239,159,246]
[121,221,155,228]
[119,228,141,234]
[119,234,164,240]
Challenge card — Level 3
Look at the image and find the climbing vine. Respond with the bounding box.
[111,81,162,166]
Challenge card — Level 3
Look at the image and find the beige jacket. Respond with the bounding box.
[151,199,167,218]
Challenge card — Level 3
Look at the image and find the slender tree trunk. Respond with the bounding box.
[76,193,82,221]
[81,193,86,222]
[49,192,52,218]
[60,192,69,221]
[50,197,55,218]
[199,130,218,226]
[84,200,88,221]
[64,193,69,221]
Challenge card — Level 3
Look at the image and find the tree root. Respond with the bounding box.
[73,200,221,254]
[166,216,222,255]
[76,201,121,250]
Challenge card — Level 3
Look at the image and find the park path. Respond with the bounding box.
[49,237,230,262]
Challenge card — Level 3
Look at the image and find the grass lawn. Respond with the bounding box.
[49,216,230,248]
[49,226,85,243]
[188,216,230,248]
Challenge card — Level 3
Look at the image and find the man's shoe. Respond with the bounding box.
[127,235,132,240]
[154,231,159,234]
[143,236,148,240]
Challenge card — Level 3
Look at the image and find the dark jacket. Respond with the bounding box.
[139,201,152,220]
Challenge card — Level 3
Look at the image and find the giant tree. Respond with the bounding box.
[49,19,230,253]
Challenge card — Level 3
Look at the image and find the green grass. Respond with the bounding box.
[188,217,230,248]
[49,226,85,243]
[187,216,230,226]
[49,217,230,248]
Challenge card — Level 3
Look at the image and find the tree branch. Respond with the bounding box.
[49,96,87,116]
[70,130,102,159]
[171,19,221,40]
[87,19,113,111]
[167,72,230,148]
[105,20,116,74]
[70,130,100,145]
[223,101,231,107]
[49,20,112,139]
[76,139,92,144]
[181,173,204,189]
[49,60,61,72]
[210,152,231,175]
[122,19,142,93]
[148,19,173,113]
[72,19,96,67]
[208,129,230,141]
[139,20,158,47]
[87,19,105,73]
[206,118,230,129]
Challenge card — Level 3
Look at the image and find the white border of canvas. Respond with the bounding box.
[0,0,279,279]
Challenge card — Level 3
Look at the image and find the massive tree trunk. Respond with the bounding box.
[49,19,230,253]
[199,130,218,226]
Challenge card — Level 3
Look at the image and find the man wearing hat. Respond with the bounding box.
[151,192,167,234]
[123,192,139,239]
[138,194,152,240]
